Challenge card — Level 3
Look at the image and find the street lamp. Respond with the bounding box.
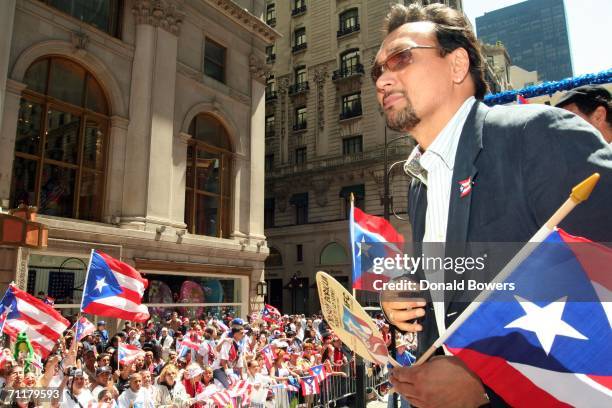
[256,281,268,297]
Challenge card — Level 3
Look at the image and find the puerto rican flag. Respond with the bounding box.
[342,305,390,366]
[458,176,472,198]
[517,94,530,104]
[261,304,281,322]
[0,284,69,357]
[210,389,235,408]
[444,229,612,406]
[230,380,252,406]
[81,250,149,322]
[286,376,301,393]
[73,316,96,341]
[309,364,329,383]
[261,345,274,370]
[118,342,145,365]
[300,376,320,396]
[350,205,404,291]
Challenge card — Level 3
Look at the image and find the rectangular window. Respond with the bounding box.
[291,193,308,225]
[265,154,274,172]
[266,45,276,63]
[342,135,363,155]
[294,107,307,130]
[204,39,226,83]
[294,28,306,46]
[45,0,122,37]
[264,197,275,228]
[295,66,307,84]
[295,147,307,165]
[340,9,358,31]
[341,93,362,119]
[266,115,275,137]
[340,184,365,219]
[297,244,303,262]
[266,4,276,26]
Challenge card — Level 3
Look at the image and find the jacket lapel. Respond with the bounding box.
[444,102,489,317]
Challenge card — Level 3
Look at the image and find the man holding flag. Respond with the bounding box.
[373,2,612,406]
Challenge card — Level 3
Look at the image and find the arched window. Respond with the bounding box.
[10,57,109,221]
[185,114,233,238]
[265,247,283,268]
[320,242,348,265]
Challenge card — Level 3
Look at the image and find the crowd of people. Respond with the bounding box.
[0,310,415,408]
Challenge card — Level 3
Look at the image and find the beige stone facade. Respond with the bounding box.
[0,0,279,328]
[263,1,462,314]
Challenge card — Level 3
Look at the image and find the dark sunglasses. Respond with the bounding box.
[371,45,438,83]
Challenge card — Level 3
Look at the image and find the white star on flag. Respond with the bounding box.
[505,296,587,355]
[357,236,366,257]
[94,278,108,293]
[0,304,13,315]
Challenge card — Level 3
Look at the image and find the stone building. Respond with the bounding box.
[0,0,279,327]
[262,0,462,314]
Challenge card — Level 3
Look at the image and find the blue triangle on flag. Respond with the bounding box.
[82,251,123,308]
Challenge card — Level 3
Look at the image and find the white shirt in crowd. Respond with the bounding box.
[116,387,155,408]
[61,388,94,408]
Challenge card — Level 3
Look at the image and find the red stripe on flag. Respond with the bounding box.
[97,251,148,288]
[116,288,144,305]
[447,347,572,407]
[558,229,612,291]
[83,301,149,322]
[587,374,612,391]
[11,286,70,327]
[353,207,404,244]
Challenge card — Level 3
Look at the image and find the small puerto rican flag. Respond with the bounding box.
[309,364,329,383]
[516,94,529,104]
[118,343,145,365]
[73,316,96,341]
[458,177,472,198]
[300,375,320,396]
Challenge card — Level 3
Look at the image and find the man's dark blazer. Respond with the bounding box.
[406,100,612,404]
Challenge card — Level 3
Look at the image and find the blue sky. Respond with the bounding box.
[463,0,612,76]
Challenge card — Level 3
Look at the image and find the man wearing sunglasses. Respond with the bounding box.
[376,3,612,408]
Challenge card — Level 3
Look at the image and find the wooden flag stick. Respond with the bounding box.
[415,173,600,365]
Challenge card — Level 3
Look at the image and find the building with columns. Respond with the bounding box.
[0,0,279,328]
[262,0,463,314]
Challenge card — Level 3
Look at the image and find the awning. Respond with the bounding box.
[339,184,365,198]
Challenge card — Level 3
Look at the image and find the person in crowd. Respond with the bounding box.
[159,327,174,360]
[155,364,190,407]
[61,369,94,408]
[91,366,119,402]
[555,85,612,143]
[116,373,154,408]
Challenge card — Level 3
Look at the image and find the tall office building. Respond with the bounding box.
[476,0,572,82]
[262,0,462,314]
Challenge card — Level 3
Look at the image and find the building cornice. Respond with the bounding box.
[203,0,281,45]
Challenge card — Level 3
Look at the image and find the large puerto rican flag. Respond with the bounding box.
[0,284,69,357]
[444,229,611,406]
[81,250,149,322]
[350,204,404,291]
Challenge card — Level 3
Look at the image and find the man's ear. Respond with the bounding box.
[449,47,470,84]
[590,106,607,126]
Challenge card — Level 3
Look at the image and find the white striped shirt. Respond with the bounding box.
[412,96,476,336]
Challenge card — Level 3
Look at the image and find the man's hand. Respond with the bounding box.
[381,299,426,332]
[390,356,488,408]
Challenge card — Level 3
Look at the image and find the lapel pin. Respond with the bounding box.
[458,177,472,198]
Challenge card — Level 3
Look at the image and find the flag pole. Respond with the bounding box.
[79,249,95,313]
[415,173,600,364]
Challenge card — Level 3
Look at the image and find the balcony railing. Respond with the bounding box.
[288,82,309,95]
[267,18,276,27]
[265,91,277,101]
[291,5,307,16]
[266,54,276,64]
[332,64,364,81]
[337,23,360,38]
[340,104,362,120]
[292,42,307,53]
[293,121,307,131]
